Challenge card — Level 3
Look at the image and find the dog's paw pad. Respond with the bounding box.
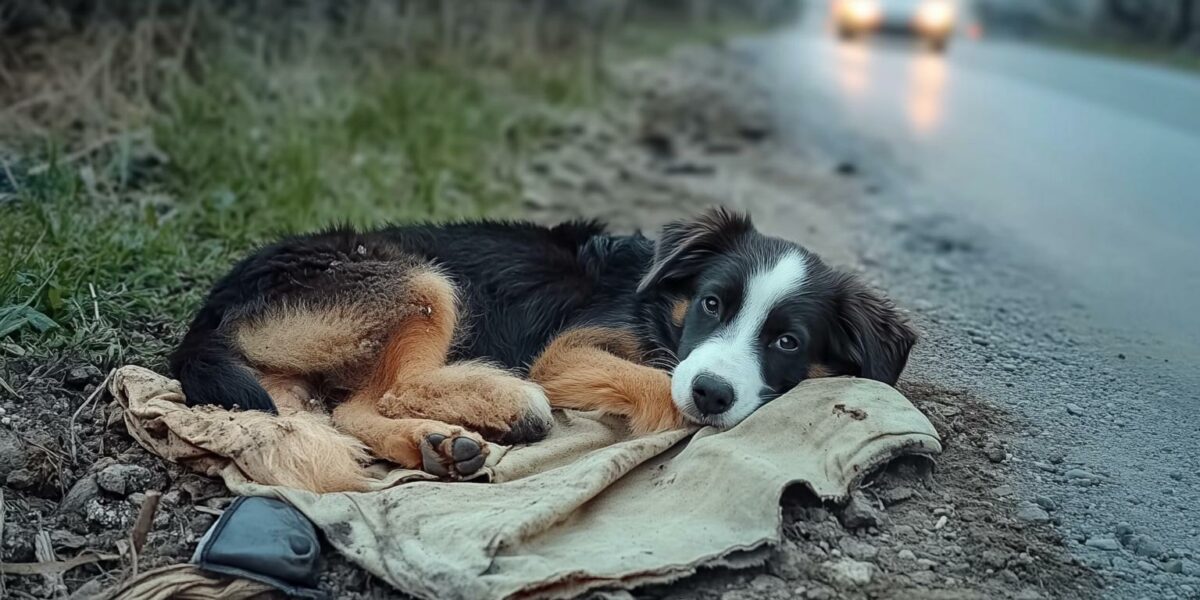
[420,431,487,479]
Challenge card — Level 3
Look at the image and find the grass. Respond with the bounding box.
[0,16,591,371]
[0,3,787,377]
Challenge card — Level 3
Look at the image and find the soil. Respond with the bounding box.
[0,42,1102,599]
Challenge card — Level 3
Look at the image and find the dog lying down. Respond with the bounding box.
[169,208,917,491]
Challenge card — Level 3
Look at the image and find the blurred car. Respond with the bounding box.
[833,0,957,51]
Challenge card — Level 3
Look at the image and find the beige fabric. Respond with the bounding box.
[110,365,941,600]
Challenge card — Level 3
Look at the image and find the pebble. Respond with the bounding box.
[1163,559,1184,574]
[1136,560,1158,573]
[1033,495,1057,511]
[916,558,938,570]
[1179,558,1199,576]
[990,485,1015,497]
[897,549,916,561]
[881,486,915,505]
[1085,537,1121,551]
[66,364,103,388]
[1065,403,1085,415]
[1127,534,1166,558]
[97,463,154,496]
[838,539,878,561]
[1015,501,1050,524]
[59,475,100,515]
[985,447,1006,463]
[981,550,1008,569]
[822,558,875,588]
[934,516,948,530]
[838,492,879,530]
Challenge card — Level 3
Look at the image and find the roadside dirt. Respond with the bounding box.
[0,43,1102,599]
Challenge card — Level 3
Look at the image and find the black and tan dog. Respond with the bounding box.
[171,208,915,487]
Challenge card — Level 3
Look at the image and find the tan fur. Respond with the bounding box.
[196,406,373,493]
[807,363,837,379]
[531,327,684,434]
[670,299,690,327]
[332,395,487,469]
[377,361,541,440]
[236,306,375,374]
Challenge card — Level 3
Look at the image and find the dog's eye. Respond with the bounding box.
[701,296,720,315]
[774,335,799,352]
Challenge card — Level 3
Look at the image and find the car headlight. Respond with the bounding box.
[841,0,882,26]
[916,0,955,32]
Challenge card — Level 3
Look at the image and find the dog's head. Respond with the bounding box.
[639,208,917,428]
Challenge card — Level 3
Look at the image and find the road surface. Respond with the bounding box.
[743,16,1200,599]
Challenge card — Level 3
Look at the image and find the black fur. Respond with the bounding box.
[171,209,916,423]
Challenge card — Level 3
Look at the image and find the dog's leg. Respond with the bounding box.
[530,327,685,434]
[332,270,549,476]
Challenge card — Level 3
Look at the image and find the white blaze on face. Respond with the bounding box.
[672,251,808,428]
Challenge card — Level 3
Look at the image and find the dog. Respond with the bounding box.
[170,208,916,485]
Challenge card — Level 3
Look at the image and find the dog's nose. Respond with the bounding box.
[692,373,735,416]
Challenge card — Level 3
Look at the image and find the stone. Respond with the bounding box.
[990,485,1015,497]
[66,364,103,388]
[1084,537,1121,551]
[981,550,1008,569]
[1179,558,1199,576]
[985,447,1006,463]
[1015,501,1050,524]
[1065,403,1085,415]
[0,427,27,478]
[5,467,36,489]
[96,464,154,496]
[58,475,100,515]
[881,486,916,505]
[838,538,879,561]
[822,559,876,588]
[1128,534,1166,558]
[1136,560,1158,573]
[897,549,916,561]
[1033,495,1057,511]
[1163,559,1183,574]
[838,492,879,530]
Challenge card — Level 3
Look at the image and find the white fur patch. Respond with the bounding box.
[672,252,807,428]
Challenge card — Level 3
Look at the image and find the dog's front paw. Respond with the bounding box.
[419,428,488,479]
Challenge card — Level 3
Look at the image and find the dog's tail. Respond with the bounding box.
[168,309,372,493]
[169,307,276,413]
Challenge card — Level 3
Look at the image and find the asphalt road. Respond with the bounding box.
[743,19,1200,599]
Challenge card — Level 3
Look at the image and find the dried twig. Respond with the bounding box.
[1,488,6,598]
[192,505,225,517]
[129,491,162,578]
[69,368,115,462]
[0,553,120,576]
[35,529,67,595]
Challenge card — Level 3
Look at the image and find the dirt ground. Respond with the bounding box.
[1,43,1101,599]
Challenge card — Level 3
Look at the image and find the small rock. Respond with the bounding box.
[985,447,1006,463]
[1065,403,1085,416]
[822,558,876,588]
[934,515,948,530]
[1114,522,1134,540]
[838,492,879,530]
[981,550,1008,569]
[1033,495,1057,511]
[916,558,938,570]
[49,530,88,549]
[990,485,1015,497]
[1127,534,1166,558]
[58,475,100,515]
[835,161,858,177]
[881,486,915,505]
[897,549,916,561]
[1085,537,1121,551]
[5,467,36,489]
[1015,501,1050,524]
[1136,560,1158,573]
[0,428,27,478]
[66,365,103,388]
[1181,558,1199,576]
[838,538,879,561]
[1163,559,1183,574]
[96,464,154,496]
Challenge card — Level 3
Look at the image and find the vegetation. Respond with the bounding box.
[0,1,799,380]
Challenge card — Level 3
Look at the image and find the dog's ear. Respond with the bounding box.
[637,207,754,294]
[826,274,917,385]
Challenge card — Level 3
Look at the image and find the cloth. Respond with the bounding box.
[110,365,941,600]
[107,564,278,600]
